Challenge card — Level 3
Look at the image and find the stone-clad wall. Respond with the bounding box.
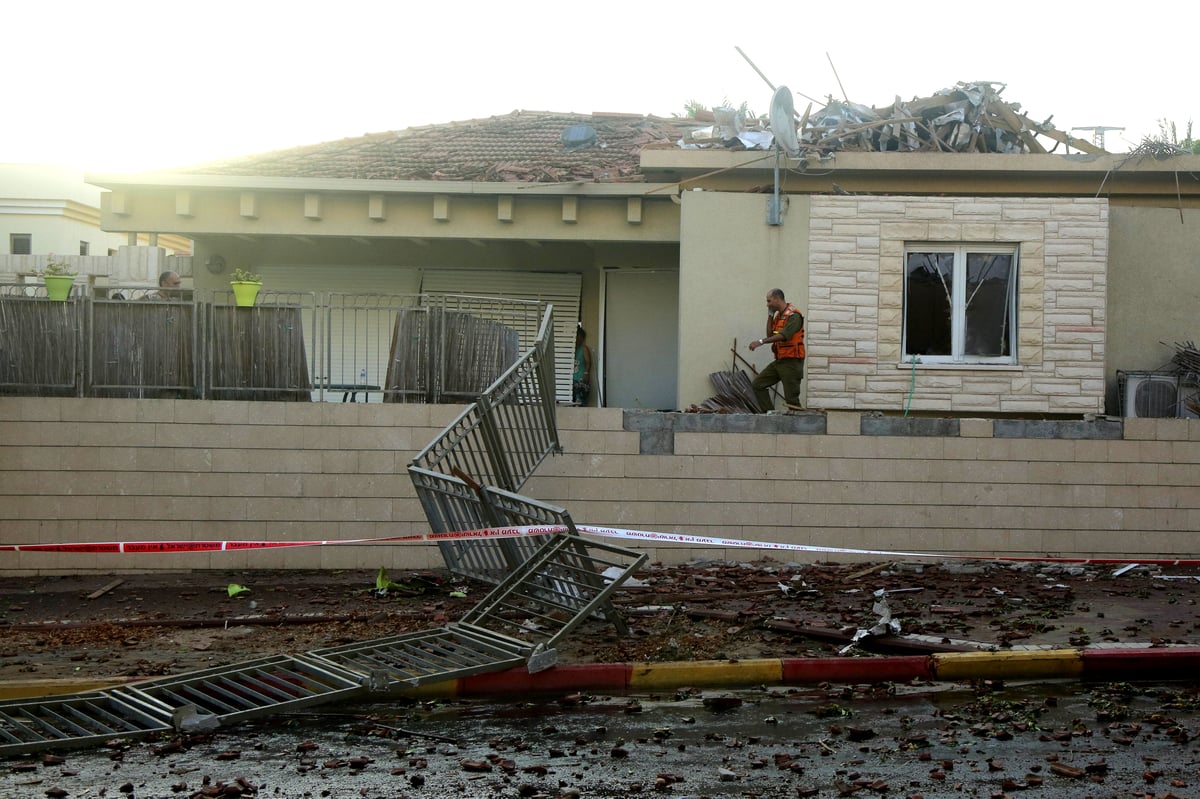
[807,196,1108,414]
[2,400,1196,575]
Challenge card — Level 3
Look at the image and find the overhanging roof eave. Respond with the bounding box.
[84,172,679,197]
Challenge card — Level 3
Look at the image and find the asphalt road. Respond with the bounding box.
[3,680,1197,799]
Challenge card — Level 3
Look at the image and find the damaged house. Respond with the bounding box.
[86,82,1200,416]
[3,82,1198,575]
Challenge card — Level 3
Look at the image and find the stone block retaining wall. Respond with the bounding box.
[0,400,1195,574]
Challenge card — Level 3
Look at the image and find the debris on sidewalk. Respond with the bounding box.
[1,559,1199,682]
[839,590,901,655]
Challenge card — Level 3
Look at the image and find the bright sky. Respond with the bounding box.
[5,2,1191,173]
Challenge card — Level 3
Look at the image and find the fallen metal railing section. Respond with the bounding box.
[313,532,644,687]
[0,531,643,757]
[409,306,565,583]
[409,467,560,584]
[111,656,366,727]
[409,307,558,493]
[0,692,172,754]
[0,301,646,758]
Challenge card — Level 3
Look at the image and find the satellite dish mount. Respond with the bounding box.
[768,86,799,226]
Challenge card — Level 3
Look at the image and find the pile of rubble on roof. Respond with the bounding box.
[188,83,1111,186]
[681,82,1107,156]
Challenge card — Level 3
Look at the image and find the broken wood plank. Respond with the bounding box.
[846,562,889,581]
[686,608,745,622]
[988,101,1047,154]
[613,588,782,605]
[86,579,124,600]
[1019,115,1106,155]
[797,102,812,134]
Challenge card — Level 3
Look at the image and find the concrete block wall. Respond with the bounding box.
[0,398,458,575]
[807,196,1108,414]
[530,409,1198,566]
[1,400,1197,575]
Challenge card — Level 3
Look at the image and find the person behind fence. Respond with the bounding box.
[747,288,806,412]
[573,325,593,406]
[142,270,182,300]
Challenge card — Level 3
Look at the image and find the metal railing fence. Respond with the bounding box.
[206,290,318,401]
[0,285,546,403]
[88,292,199,398]
[0,285,85,397]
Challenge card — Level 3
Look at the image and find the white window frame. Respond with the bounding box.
[902,243,1019,366]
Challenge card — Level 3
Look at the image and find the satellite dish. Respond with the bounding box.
[770,86,800,156]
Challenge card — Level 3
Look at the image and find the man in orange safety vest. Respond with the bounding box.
[747,288,805,412]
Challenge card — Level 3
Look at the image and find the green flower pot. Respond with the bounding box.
[44,274,76,301]
[231,281,262,307]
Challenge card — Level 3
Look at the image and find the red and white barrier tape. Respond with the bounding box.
[0,525,569,554]
[2,524,1198,566]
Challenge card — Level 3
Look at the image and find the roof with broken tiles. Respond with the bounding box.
[174,84,1146,185]
[181,111,708,184]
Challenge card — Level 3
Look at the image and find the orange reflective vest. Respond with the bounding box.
[771,303,806,360]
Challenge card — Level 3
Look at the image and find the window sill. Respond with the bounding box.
[896,361,1023,371]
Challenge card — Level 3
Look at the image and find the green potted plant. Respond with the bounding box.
[40,257,77,301]
[230,266,263,307]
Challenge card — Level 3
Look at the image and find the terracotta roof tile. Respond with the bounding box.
[183,111,708,183]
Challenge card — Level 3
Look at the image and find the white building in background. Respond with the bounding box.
[1,163,190,257]
[0,163,191,285]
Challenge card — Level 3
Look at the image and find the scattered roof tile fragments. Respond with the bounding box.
[185,111,708,183]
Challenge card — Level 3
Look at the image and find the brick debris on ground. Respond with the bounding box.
[1,559,1198,683]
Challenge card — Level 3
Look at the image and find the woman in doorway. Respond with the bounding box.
[573,325,593,406]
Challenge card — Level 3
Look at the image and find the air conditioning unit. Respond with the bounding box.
[1120,371,1180,418]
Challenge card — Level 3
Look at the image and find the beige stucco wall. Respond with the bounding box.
[104,186,681,244]
[1107,204,1200,411]
[677,191,811,409]
[2,398,1197,576]
[808,196,1108,414]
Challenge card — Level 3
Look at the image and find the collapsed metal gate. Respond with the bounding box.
[409,306,562,584]
[0,303,647,757]
[0,527,643,756]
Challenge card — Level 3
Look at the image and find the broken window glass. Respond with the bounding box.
[903,245,1018,364]
[904,252,953,357]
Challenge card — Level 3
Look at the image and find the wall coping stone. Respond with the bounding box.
[623,410,828,435]
[993,418,1124,440]
[623,410,828,455]
[622,409,1125,442]
[861,415,960,437]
